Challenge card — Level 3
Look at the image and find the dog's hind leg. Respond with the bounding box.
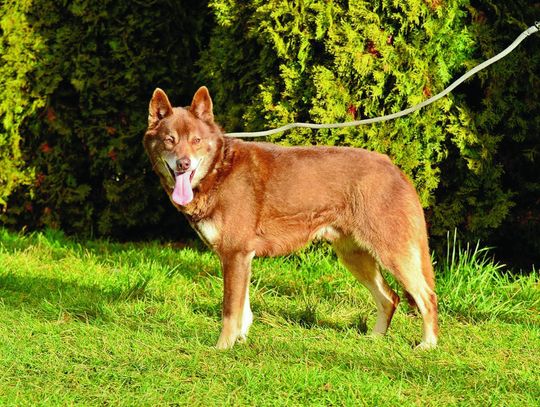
[216,250,254,350]
[333,238,400,336]
[381,240,438,349]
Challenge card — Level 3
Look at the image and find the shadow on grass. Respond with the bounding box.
[0,273,115,322]
[0,270,159,323]
[190,297,370,334]
[0,227,207,254]
[278,306,369,334]
[0,228,222,328]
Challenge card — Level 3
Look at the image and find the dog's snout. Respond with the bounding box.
[176,157,191,172]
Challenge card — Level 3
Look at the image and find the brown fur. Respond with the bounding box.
[144,87,439,349]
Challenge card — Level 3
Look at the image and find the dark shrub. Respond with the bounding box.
[1,0,210,238]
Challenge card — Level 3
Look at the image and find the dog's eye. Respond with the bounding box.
[164,136,174,144]
[193,137,201,144]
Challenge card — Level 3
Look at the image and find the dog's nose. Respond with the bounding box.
[176,157,191,172]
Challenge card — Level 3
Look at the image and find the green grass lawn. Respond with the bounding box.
[0,228,538,406]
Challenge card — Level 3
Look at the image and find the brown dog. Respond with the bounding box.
[143,86,438,350]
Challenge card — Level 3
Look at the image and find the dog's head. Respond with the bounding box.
[143,86,223,206]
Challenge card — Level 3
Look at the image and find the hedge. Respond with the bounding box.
[198,0,539,267]
[1,0,538,267]
[0,0,210,238]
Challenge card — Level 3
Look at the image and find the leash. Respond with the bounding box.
[225,22,540,138]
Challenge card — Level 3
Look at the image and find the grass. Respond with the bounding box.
[0,228,538,406]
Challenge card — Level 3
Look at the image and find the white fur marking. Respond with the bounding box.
[163,152,177,173]
[405,243,438,348]
[312,226,340,242]
[402,244,424,293]
[239,285,253,340]
[190,156,205,187]
[371,275,395,334]
[196,219,220,245]
[239,251,255,341]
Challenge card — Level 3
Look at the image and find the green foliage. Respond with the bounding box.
[199,0,539,265]
[0,1,38,207]
[1,0,538,267]
[200,0,475,210]
[437,230,539,323]
[0,0,209,237]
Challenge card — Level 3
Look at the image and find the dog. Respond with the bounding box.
[143,86,438,350]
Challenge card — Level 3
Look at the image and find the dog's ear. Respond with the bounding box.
[190,86,214,123]
[148,88,173,127]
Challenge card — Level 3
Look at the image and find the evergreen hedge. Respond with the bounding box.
[198,0,539,266]
[1,0,538,266]
[0,0,209,238]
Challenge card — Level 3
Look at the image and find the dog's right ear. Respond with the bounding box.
[148,88,173,127]
[190,86,214,123]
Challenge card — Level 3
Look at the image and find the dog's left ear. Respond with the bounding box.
[190,86,214,123]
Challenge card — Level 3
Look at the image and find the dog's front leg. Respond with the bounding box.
[216,250,254,350]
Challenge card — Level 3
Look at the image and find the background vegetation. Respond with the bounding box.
[1,0,539,268]
[0,0,210,238]
[198,0,540,268]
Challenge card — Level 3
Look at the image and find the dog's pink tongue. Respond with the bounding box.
[172,172,193,206]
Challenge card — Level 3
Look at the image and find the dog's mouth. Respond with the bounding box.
[165,165,195,182]
[165,160,200,206]
[175,169,196,182]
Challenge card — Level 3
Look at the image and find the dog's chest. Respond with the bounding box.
[193,219,220,247]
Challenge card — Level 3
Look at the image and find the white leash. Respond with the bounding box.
[225,22,539,138]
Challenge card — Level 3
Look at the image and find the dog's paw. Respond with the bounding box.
[236,333,248,344]
[216,331,240,350]
[415,340,437,351]
[215,338,235,350]
[239,310,253,339]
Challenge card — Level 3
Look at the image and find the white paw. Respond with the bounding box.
[215,335,237,350]
[215,326,240,350]
[415,340,437,350]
